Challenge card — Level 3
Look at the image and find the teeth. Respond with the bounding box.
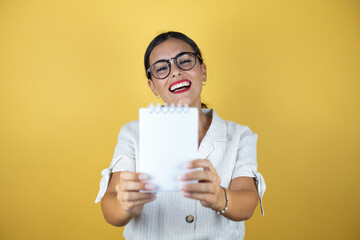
[170,81,190,91]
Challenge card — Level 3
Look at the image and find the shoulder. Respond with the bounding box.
[226,120,257,138]
[123,119,139,130]
[211,109,257,139]
[118,120,139,138]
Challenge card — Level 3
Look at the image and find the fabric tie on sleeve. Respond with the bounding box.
[253,170,266,216]
[95,168,111,203]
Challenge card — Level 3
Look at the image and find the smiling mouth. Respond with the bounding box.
[169,80,191,94]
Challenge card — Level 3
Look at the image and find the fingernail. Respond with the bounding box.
[139,174,147,180]
[178,173,186,180]
[180,184,189,190]
[183,192,190,197]
[145,183,155,190]
[184,162,192,168]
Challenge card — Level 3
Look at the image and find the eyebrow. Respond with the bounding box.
[153,58,169,64]
[151,52,188,65]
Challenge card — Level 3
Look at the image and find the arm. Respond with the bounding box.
[101,171,156,227]
[179,159,259,221]
[225,177,259,221]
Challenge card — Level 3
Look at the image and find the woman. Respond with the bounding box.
[95,31,266,239]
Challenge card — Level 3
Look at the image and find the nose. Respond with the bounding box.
[169,59,182,78]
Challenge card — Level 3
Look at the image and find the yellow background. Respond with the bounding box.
[0,0,359,239]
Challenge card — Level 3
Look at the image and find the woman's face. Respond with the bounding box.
[147,38,207,108]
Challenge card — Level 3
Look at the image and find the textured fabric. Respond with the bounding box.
[95,109,266,239]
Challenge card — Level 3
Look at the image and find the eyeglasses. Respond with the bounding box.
[147,52,202,80]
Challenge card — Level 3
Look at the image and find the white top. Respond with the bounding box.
[95,109,266,240]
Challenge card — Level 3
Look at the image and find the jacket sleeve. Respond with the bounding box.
[231,127,266,216]
[95,122,137,203]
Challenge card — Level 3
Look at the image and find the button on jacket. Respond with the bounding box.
[96,109,266,240]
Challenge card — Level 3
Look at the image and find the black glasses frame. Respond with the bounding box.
[147,52,202,80]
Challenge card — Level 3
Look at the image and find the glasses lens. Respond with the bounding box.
[176,53,196,70]
[151,61,169,79]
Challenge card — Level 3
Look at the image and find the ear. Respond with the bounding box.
[147,79,159,96]
[201,62,207,83]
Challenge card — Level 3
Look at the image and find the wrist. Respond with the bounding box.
[214,187,228,214]
[213,188,225,211]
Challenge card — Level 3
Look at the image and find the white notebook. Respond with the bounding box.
[138,103,198,192]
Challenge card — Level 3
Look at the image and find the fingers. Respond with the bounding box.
[118,171,155,191]
[120,171,148,181]
[182,192,215,202]
[179,170,214,182]
[180,183,223,210]
[120,193,157,216]
[114,171,157,216]
[120,181,155,191]
[181,191,220,210]
[130,196,157,206]
[180,159,219,183]
[119,191,155,202]
[180,182,217,194]
[185,159,216,172]
[180,159,223,210]
[117,171,156,202]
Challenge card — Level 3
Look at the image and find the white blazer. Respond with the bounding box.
[96,109,266,240]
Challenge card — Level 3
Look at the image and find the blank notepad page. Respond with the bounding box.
[139,104,198,191]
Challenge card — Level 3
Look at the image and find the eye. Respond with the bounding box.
[156,66,168,72]
[177,53,195,68]
[153,62,169,73]
[180,59,192,64]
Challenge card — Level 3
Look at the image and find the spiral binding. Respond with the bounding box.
[148,103,189,114]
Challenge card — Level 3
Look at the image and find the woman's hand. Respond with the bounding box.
[114,172,156,216]
[179,159,225,211]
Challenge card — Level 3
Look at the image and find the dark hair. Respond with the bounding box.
[144,31,204,79]
[144,31,207,109]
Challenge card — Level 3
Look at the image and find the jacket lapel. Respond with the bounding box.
[197,134,214,159]
[197,109,227,160]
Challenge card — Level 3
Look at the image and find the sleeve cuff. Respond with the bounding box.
[95,168,111,203]
[253,170,266,216]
